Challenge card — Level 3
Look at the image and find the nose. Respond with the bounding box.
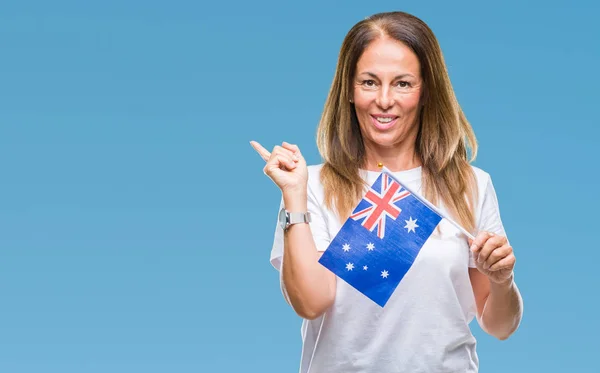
[376,86,394,110]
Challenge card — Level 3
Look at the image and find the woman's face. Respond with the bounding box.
[352,37,423,153]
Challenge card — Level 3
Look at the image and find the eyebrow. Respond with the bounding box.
[359,72,415,80]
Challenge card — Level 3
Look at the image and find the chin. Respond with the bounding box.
[365,131,404,148]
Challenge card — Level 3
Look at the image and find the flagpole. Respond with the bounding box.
[380,165,476,241]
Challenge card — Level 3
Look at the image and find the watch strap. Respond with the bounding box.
[287,211,312,225]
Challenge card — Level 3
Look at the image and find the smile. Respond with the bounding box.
[370,115,399,130]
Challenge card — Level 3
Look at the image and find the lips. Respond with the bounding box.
[370,115,399,130]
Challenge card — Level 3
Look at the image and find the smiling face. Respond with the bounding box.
[352,37,423,160]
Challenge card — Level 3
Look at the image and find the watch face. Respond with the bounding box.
[278,208,288,230]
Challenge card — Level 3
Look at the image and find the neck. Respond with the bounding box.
[362,142,421,172]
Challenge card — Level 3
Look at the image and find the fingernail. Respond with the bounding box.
[470,245,476,251]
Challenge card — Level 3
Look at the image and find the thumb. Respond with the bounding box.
[282,142,303,158]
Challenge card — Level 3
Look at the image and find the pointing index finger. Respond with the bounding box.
[250,141,271,162]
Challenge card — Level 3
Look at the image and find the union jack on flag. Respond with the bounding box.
[350,173,411,239]
[318,169,443,307]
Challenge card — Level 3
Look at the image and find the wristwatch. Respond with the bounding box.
[278,208,312,231]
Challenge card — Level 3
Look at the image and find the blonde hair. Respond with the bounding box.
[316,11,478,233]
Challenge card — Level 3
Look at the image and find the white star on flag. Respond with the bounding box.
[404,217,419,233]
[381,270,389,278]
[346,263,354,271]
[366,242,375,251]
[363,265,368,270]
[342,243,351,252]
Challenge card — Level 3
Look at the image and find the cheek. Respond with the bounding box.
[353,99,374,118]
[354,91,379,111]
[397,93,421,112]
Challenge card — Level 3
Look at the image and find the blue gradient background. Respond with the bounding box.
[0,1,597,372]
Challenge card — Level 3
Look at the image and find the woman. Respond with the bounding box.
[251,11,523,373]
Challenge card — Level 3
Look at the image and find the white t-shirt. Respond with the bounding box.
[270,164,508,373]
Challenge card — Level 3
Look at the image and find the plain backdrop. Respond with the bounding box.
[1,1,598,372]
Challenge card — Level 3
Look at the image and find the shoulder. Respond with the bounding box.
[306,163,326,189]
[470,165,491,185]
[468,165,495,214]
[307,163,325,177]
[468,165,507,231]
[469,165,494,195]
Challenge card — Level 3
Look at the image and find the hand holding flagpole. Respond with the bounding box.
[377,163,516,284]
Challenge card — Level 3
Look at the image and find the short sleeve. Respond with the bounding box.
[469,172,509,268]
[269,181,332,272]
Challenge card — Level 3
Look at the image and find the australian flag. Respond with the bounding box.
[318,170,442,307]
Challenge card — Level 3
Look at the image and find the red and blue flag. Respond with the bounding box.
[318,170,442,307]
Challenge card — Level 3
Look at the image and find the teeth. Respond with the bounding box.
[376,117,394,123]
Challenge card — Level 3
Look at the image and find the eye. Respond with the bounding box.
[396,81,411,88]
[362,79,377,87]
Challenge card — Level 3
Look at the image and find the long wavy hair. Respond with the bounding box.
[316,11,478,233]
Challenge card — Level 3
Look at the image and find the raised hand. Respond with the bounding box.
[469,232,516,285]
[250,141,308,195]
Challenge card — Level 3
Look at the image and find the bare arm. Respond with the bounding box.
[470,232,523,340]
[470,269,523,340]
[250,140,336,320]
[281,191,337,319]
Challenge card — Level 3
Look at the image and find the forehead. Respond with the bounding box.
[356,37,421,76]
